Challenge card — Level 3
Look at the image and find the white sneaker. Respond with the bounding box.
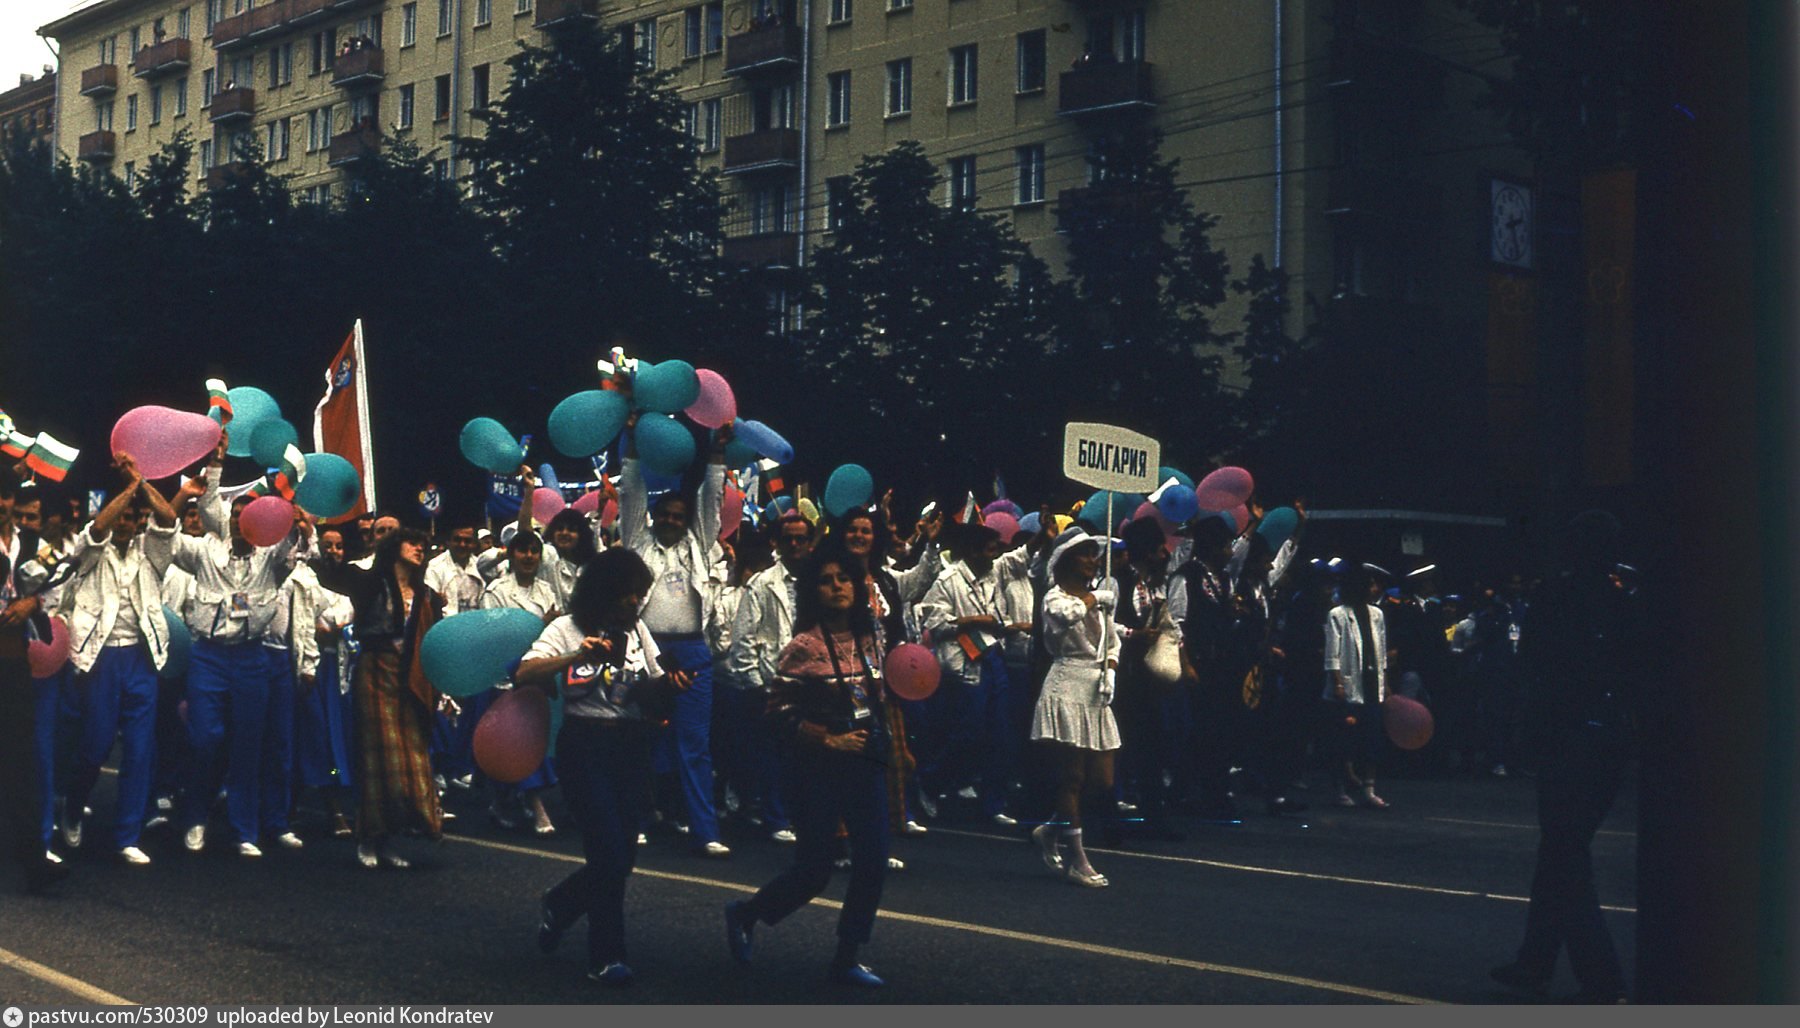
[44,849,63,866]
[60,817,82,849]
[886,856,906,872]
[902,820,929,836]
[237,842,263,859]
[700,841,732,858]
[673,822,691,835]
[771,828,797,844]
[276,832,304,850]
[450,774,474,791]
[183,825,206,852]
[993,813,1018,827]
[956,786,979,800]
[145,814,170,830]
[156,796,173,812]
[636,833,648,845]
[119,847,151,865]
[356,845,380,869]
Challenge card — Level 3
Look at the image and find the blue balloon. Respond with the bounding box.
[1018,512,1042,535]
[1256,506,1301,549]
[823,464,874,518]
[537,463,561,490]
[159,606,192,681]
[1158,466,1195,489]
[460,417,524,474]
[722,433,758,470]
[219,386,279,458]
[1155,483,1201,524]
[634,412,696,477]
[420,608,548,699]
[249,418,299,470]
[735,418,794,464]
[293,452,362,519]
[1077,490,1145,531]
[548,390,628,458]
[633,360,701,415]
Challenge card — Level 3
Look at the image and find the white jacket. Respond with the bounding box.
[63,523,176,674]
[727,561,798,690]
[283,563,347,679]
[1323,603,1388,704]
[619,457,725,633]
[918,547,1032,684]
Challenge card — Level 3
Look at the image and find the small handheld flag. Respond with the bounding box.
[25,433,80,482]
[206,379,233,425]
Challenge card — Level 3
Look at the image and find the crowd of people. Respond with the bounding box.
[0,409,1640,999]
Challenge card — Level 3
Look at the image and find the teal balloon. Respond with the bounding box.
[159,606,191,681]
[1077,490,1145,531]
[633,360,701,414]
[1256,506,1301,549]
[1159,466,1195,489]
[220,386,279,457]
[420,608,547,698]
[549,390,628,458]
[824,464,874,518]
[460,417,524,474]
[723,434,758,470]
[293,452,361,519]
[248,418,299,469]
[635,412,695,477]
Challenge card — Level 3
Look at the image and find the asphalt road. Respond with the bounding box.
[0,769,1637,1006]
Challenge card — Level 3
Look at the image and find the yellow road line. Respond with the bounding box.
[0,946,136,1006]
[446,834,1437,1004]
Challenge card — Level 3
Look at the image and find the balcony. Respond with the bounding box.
[328,125,383,167]
[206,161,254,190]
[1058,59,1155,116]
[77,130,116,163]
[209,86,256,124]
[1325,166,1442,225]
[213,0,381,51]
[724,24,803,76]
[721,232,799,268]
[80,65,119,97]
[133,37,192,78]
[330,47,385,88]
[534,0,600,29]
[722,128,800,175]
[1054,184,1173,229]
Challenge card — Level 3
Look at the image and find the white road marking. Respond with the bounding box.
[0,947,135,1006]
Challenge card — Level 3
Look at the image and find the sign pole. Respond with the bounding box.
[1101,489,1114,687]
[1061,422,1160,698]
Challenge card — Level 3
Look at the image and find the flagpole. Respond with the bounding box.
[352,319,376,512]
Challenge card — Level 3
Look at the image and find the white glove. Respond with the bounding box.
[1091,589,1116,612]
[1098,667,1116,706]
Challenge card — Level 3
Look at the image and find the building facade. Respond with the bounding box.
[0,69,57,152]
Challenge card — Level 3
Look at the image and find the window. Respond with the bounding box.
[1016,30,1045,93]
[700,97,721,151]
[826,175,851,231]
[202,69,215,107]
[174,77,188,117]
[206,1,222,35]
[705,3,723,52]
[885,58,911,116]
[949,45,978,105]
[150,85,162,125]
[398,83,415,129]
[267,117,290,160]
[631,19,657,69]
[438,0,453,37]
[129,27,141,62]
[269,42,292,88]
[403,3,418,46]
[476,0,493,26]
[826,71,850,127]
[434,159,450,182]
[126,94,139,131]
[228,56,253,90]
[748,183,795,235]
[517,1,534,13]
[830,0,852,23]
[754,83,795,129]
[320,28,337,71]
[888,0,912,10]
[472,64,490,110]
[97,101,114,132]
[685,7,701,58]
[97,37,114,65]
[1119,9,1146,61]
[308,105,334,150]
[124,161,136,189]
[1015,145,1045,204]
[178,8,191,38]
[434,74,452,121]
[198,138,212,170]
[351,93,377,128]
[947,156,976,210]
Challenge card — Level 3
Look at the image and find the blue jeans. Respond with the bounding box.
[915,652,1013,817]
[180,640,285,844]
[650,636,720,845]
[66,646,159,849]
[32,671,63,848]
[717,686,788,830]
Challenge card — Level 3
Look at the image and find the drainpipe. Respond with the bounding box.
[796,0,812,268]
[41,35,60,162]
[451,0,464,180]
[1272,0,1284,271]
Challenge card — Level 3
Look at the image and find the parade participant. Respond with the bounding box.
[349,514,399,570]
[521,548,687,987]
[725,544,893,987]
[169,441,312,858]
[1027,529,1123,887]
[149,496,204,823]
[618,415,730,857]
[425,522,488,617]
[1176,513,1244,820]
[1,465,68,891]
[480,530,562,835]
[10,485,76,864]
[288,524,355,838]
[1323,563,1390,809]
[710,528,776,830]
[726,512,814,842]
[1491,511,1641,1004]
[1109,516,1191,839]
[541,509,599,607]
[329,527,443,868]
[58,456,180,865]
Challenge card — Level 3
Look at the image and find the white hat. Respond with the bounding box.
[1047,528,1114,582]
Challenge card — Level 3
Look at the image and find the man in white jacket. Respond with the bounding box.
[59,456,180,865]
[725,513,815,842]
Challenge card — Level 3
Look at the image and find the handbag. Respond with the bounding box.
[1142,603,1184,684]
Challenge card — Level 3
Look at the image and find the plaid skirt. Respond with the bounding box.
[355,648,443,842]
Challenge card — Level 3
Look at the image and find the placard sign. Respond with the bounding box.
[1062,422,1161,492]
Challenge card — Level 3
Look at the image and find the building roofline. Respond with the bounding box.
[38,1,147,41]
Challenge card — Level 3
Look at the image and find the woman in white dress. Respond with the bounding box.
[1028,530,1122,887]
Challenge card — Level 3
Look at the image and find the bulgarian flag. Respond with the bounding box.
[1,428,32,459]
[269,445,307,501]
[757,458,786,497]
[26,433,80,482]
[206,379,233,425]
[956,625,1000,663]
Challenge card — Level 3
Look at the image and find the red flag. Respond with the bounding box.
[311,320,377,523]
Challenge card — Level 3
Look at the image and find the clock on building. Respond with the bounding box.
[1490,178,1534,270]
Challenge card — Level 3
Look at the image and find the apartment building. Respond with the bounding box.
[0,69,58,153]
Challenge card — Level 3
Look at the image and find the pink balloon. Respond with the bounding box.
[884,643,941,701]
[571,490,602,516]
[112,406,223,481]
[601,498,619,530]
[985,511,1020,545]
[685,369,738,430]
[1197,466,1255,507]
[474,688,551,784]
[27,616,71,678]
[1231,504,1252,537]
[720,484,745,541]
[1383,694,1435,751]
[531,487,566,525]
[240,495,294,548]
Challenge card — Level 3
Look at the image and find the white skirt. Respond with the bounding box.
[1030,660,1121,752]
